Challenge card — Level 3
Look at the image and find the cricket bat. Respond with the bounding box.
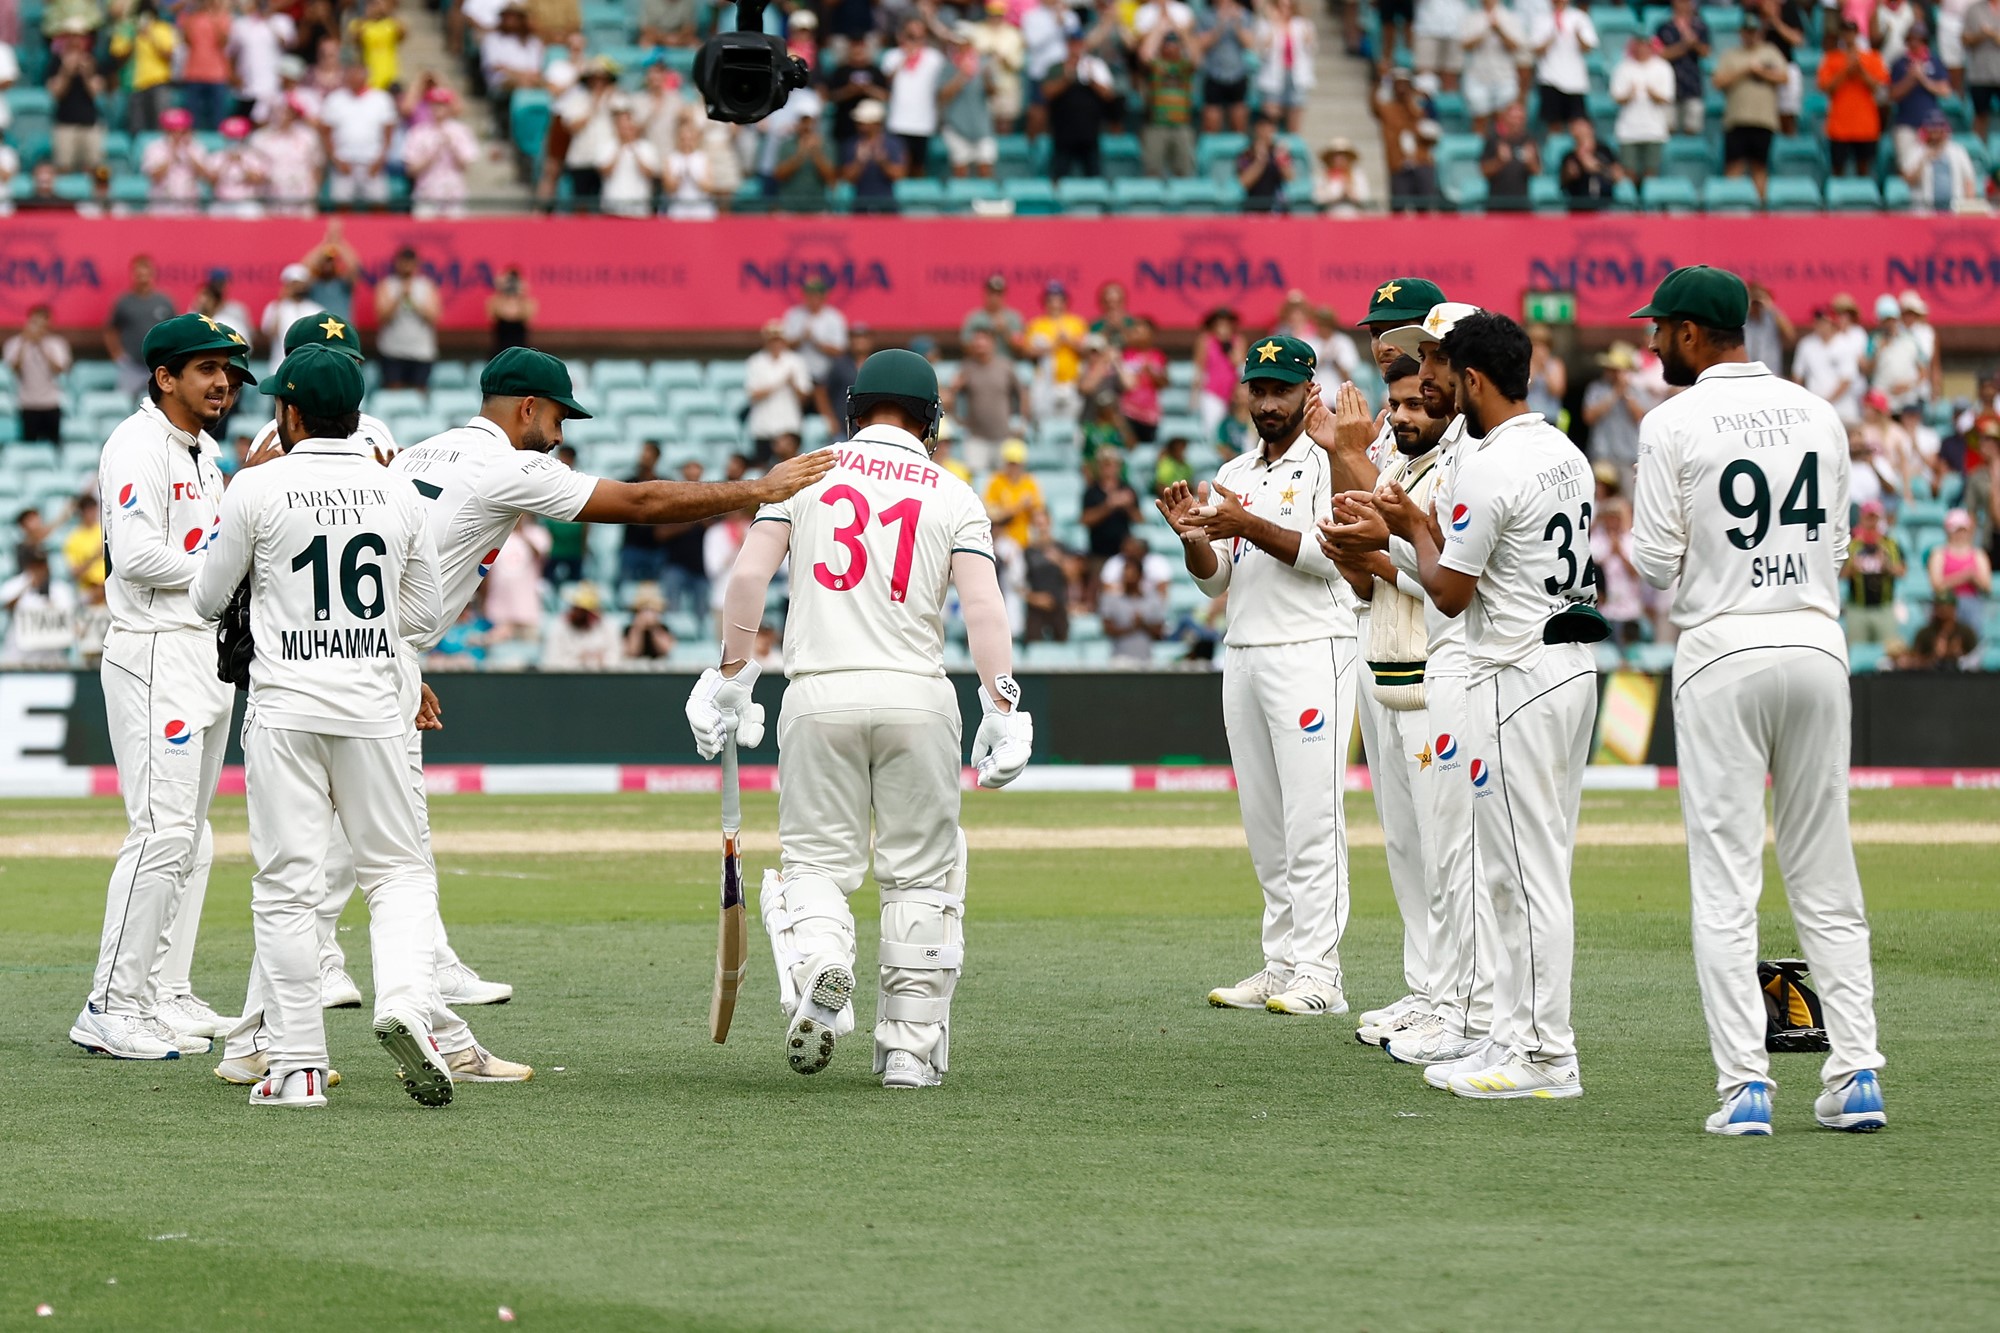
[708,735,750,1043]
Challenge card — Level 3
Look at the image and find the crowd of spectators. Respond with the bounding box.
[1368,0,2000,213]
[1565,280,1997,664]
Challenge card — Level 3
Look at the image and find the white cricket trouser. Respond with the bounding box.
[1420,673,1488,1036]
[91,629,233,1017]
[242,719,444,1078]
[224,681,473,1059]
[775,671,964,1067]
[153,820,213,998]
[1222,637,1358,987]
[1465,646,1594,1063]
[1358,683,1431,1004]
[1675,646,1883,1097]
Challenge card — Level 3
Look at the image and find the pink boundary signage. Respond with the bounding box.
[7,214,2000,331]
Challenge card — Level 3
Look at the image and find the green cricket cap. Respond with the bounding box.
[1359,277,1447,326]
[259,342,366,418]
[1242,334,1317,386]
[850,348,939,405]
[480,346,592,419]
[1631,265,1749,329]
[226,348,258,385]
[284,310,365,360]
[141,312,250,370]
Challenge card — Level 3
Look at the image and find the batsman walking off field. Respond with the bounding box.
[1159,335,1361,1019]
[1628,265,1887,1137]
[687,349,1033,1090]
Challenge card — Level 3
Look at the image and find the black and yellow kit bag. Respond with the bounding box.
[1760,959,1830,1053]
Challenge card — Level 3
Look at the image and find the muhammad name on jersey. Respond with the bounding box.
[278,625,397,661]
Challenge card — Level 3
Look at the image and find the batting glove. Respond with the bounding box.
[685,661,762,761]
[970,676,1032,790]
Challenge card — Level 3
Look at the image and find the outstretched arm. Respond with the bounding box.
[577,451,834,524]
[718,519,792,672]
[953,550,1016,706]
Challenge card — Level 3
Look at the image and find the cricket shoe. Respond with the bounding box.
[374,1011,455,1107]
[146,1014,212,1056]
[157,993,234,1040]
[215,1051,339,1087]
[1265,974,1349,1017]
[69,1006,180,1060]
[881,1050,943,1089]
[1705,1082,1774,1137]
[1357,993,1421,1029]
[1422,1038,1502,1089]
[1208,968,1291,1010]
[1359,1007,1435,1049]
[1387,1018,1487,1068]
[437,962,512,1006]
[1448,1053,1583,1101]
[249,1069,330,1110]
[785,959,855,1076]
[1814,1070,1887,1133]
[320,965,363,1009]
[445,1043,534,1083]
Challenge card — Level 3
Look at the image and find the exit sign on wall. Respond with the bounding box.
[1523,291,1577,325]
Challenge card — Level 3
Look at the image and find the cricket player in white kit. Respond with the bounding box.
[246,310,508,1014]
[1312,338,1484,1066]
[1158,334,1361,1018]
[191,343,453,1109]
[686,349,1033,1090]
[1628,265,1886,1136]
[71,314,251,1062]
[1333,311,1602,1100]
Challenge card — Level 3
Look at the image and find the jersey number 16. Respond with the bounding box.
[813,485,923,604]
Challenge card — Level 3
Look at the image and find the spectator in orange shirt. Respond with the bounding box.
[1819,17,1890,176]
[177,0,234,130]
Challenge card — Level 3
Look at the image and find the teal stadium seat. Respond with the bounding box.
[1772,135,1825,181]
[591,361,648,391]
[1662,136,1715,187]
[1765,177,1822,210]
[891,177,947,214]
[1112,177,1169,212]
[1055,177,1112,214]
[1701,176,1762,209]
[1826,177,1882,209]
[1003,177,1060,214]
[1640,175,1700,210]
[649,361,705,391]
[944,177,1003,211]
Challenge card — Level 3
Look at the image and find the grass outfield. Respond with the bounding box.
[1,790,1996,1330]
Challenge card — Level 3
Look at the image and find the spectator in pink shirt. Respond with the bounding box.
[404,86,479,218]
[252,94,324,214]
[176,0,234,130]
[208,116,269,218]
[1118,315,1169,443]
[143,107,211,213]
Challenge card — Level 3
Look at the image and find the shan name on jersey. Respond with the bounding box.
[279,625,397,661]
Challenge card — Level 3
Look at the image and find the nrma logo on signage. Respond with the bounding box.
[1527,229,1677,315]
[0,229,104,308]
[1132,231,1289,312]
[740,235,892,298]
[1883,226,2000,317]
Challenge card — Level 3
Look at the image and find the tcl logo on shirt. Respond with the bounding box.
[172,482,203,500]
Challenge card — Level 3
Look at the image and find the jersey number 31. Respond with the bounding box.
[814,485,923,604]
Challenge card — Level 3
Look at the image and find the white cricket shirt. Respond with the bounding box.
[755,424,992,679]
[250,411,397,463]
[1384,416,1469,677]
[1195,432,1360,649]
[98,400,227,645]
[191,436,444,738]
[1437,411,1598,680]
[389,416,599,644]
[1631,360,1851,679]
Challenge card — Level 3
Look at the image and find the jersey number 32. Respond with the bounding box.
[813,485,923,604]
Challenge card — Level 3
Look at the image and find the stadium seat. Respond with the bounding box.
[666,387,726,417]
[1430,90,1469,133]
[429,389,480,422]
[1101,135,1142,180]
[1529,176,1567,212]
[430,362,476,389]
[1112,177,1169,213]
[601,387,661,420]
[1772,135,1825,181]
[1700,176,1761,210]
[1882,176,1912,208]
[1764,177,1823,210]
[649,361,705,392]
[892,177,947,214]
[1640,176,1699,210]
[509,90,552,160]
[1825,177,1882,209]
[592,361,648,391]
[1594,7,1642,44]
[1197,133,1248,181]
[943,176,1004,211]
[1003,177,1060,215]
[705,361,747,393]
[1848,642,1886,673]
[1055,176,1112,214]
[1662,136,1714,187]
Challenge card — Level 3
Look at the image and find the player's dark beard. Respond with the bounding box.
[521,423,554,453]
[1658,334,1698,387]
[1254,402,1305,447]
[1458,385,1486,439]
[1395,416,1447,456]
